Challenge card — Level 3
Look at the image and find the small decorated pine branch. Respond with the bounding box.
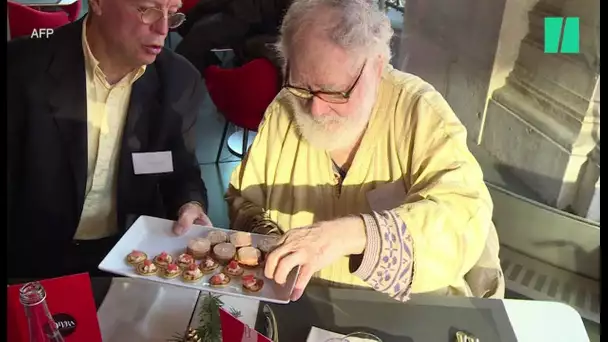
[168,292,242,342]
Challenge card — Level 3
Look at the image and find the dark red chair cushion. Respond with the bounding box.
[8,2,70,39]
[63,0,82,22]
[180,0,199,14]
[204,58,280,131]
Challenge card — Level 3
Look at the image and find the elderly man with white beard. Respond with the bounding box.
[223,0,505,302]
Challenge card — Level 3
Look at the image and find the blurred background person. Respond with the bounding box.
[174,0,292,75]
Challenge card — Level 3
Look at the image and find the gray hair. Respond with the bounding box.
[276,0,393,64]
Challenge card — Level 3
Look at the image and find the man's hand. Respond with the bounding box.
[172,202,213,235]
[264,216,367,301]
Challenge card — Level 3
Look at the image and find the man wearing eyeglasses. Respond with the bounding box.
[221,0,505,302]
[7,0,211,278]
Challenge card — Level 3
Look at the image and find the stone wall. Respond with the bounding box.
[397,0,507,142]
[397,0,600,222]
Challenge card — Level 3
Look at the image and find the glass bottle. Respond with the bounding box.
[324,332,383,342]
[19,282,65,342]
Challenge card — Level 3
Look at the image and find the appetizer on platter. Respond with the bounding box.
[213,242,236,264]
[207,230,228,246]
[224,260,244,276]
[237,246,262,267]
[187,238,211,259]
[136,259,158,276]
[242,274,264,293]
[153,251,173,268]
[161,263,181,279]
[177,253,195,268]
[257,237,280,259]
[182,263,204,283]
[199,255,219,274]
[126,250,147,266]
[230,232,252,248]
[209,272,231,287]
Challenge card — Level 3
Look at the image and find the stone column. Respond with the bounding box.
[481,0,600,217]
[397,0,508,142]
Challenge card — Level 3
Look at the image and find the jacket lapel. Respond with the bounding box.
[122,64,161,153]
[47,20,88,214]
[116,63,161,230]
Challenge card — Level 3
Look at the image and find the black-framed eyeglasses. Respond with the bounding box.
[283,61,367,104]
[138,7,186,29]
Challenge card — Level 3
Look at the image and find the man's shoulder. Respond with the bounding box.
[249,89,298,138]
[9,19,82,57]
[382,66,439,101]
[382,66,457,121]
[153,48,201,85]
[8,36,62,86]
[8,36,54,65]
[8,21,82,77]
[264,90,298,123]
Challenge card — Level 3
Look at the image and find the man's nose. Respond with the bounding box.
[310,96,331,118]
[152,15,170,36]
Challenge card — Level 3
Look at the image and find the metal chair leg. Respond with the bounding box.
[242,129,249,159]
[216,120,229,164]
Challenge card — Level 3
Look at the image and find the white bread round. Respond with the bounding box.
[237,247,261,266]
[230,232,252,247]
[187,238,210,259]
[207,230,228,245]
[213,242,236,263]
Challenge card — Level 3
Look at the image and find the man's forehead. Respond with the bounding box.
[290,59,361,92]
[129,0,182,7]
[291,40,357,75]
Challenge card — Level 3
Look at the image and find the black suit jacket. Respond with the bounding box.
[7,20,208,260]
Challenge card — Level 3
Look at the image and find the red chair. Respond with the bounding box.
[63,0,83,22]
[204,58,280,163]
[180,0,199,15]
[8,1,70,39]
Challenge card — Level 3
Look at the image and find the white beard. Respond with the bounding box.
[288,95,375,151]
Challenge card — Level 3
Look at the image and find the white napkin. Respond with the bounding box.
[306,327,379,342]
[97,279,200,342]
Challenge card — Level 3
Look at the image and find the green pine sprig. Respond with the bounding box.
[168,293,242,342]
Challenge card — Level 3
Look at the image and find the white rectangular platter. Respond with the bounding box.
[98,215,299,304]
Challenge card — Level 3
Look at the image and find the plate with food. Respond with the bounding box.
[98,215,296,304]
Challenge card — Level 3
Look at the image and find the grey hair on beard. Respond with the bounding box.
[276,0,393,65]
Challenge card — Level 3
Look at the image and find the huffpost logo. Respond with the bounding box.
[544,17,580,54]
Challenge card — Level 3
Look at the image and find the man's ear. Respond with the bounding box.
[88,0,103,15]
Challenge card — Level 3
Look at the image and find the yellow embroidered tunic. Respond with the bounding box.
[227,66,504,300]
